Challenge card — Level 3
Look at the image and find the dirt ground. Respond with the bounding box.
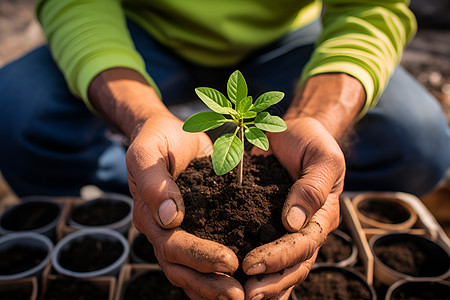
[0,0,450,235]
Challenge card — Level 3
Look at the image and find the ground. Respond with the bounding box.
[0,0,449,235]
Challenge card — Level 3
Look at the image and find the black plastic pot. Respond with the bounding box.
[0,196,63,240]
[67,193,133,235]
[291,265,377,300]
[370,233,450,286]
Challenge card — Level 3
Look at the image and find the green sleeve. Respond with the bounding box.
[35,0,160,112]
[301,0,417,117]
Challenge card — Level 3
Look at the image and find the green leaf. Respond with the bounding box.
[251,91,285,113]
[182,112,228,132]
[254,112,287,132]
[212,133,244,175]
[236,96,252,114]
[195,87,232,114]
[245,127,269,151]
[227,70,248,105]
[241,111,257,119]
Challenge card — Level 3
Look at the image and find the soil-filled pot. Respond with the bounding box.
[120,269,188,300]
[177,154,292,282]
[385,278,450,300]
[0,232,53,280]
[0,197,63,240]
[369,233,450,286]
[41,276,114,300]
[130,233,158,264]
[291,265,377,300]
[0,277,38,300]
[67,193,133,235]
[315,229,358,267]
[353,193,417,231]
[51,228,129,278]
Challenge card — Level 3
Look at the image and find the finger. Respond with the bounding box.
[282,149,344,232]
[161,261,245,300]
[242,221,324,275]
[134,199,239,274]
[244,254,316,300]
[242,196,339,275]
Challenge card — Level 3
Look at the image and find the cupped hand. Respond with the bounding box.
[244,117,344,299]
[126,115,244,299]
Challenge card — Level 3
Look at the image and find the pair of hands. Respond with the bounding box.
[88,69,363,300]
[127,113,344,300]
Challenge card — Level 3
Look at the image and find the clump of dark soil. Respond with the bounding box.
[70,198,130,226]
[293,267,373,300]
[0,245,46,275]
[43,277,109,300]
[122,270,189,300]
[357,199,410,224]
[178,154,292,283]
[178,154,292,262]
[58,236,123,272]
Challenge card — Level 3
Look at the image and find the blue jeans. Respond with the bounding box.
[0,20,449,197]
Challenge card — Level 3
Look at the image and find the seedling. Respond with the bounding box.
[182,70,287,185]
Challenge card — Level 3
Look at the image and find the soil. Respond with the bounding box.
[0,244,46,275]
[316,231,352,264]
[389,281,450,300]
[0,201,60,231]
[373,238,448,277]
[293,267,373,300]
[178,153,292,281]
[122,270,189,300]
[131,233,158,264]
[58,236,123,272]
[179,153,292,259]
[42,277,109,300]
[70,198,130,226]
[357,198,411,224]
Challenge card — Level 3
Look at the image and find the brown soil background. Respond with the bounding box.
[0,0,449,237]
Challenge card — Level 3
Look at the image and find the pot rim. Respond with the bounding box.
[0,197,63,237]
[0,231,53,280]
[353,193,417,230]
[67,193,133,232]
[51,228,130,278]
[369,233,450,281]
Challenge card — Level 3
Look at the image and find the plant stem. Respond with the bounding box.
[237,120,244,186]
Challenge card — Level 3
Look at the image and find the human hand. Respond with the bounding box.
[127,115,245,299]
[244,117,344,299]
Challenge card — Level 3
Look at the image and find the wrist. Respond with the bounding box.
[88,68,173,139]
[285,73,365,139]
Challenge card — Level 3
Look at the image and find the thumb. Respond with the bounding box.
[127,152,185,229]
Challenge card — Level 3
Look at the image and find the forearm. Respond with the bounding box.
[88,68,173,140]
[284,73,365,140]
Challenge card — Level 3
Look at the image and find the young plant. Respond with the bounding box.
[182,70,287,185]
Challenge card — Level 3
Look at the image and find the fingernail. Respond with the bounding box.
[158,199,177,226]
[247,262,266,275]
[252,293,265,300]
[214,262,235,274]
[286,206,306,231]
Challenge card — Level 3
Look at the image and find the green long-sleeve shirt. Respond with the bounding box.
[35,0,416,116]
